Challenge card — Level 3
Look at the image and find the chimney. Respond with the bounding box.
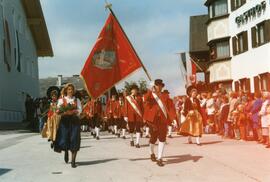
[57,75,62,86]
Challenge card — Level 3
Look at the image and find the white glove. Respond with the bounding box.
[124,117,128,122]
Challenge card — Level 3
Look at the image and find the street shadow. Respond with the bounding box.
[76,158,118,166]
[81,137,94,140]
[0,168,12,176]
[80,145,92,149]
[201,141,223,145]
[139,144,150,148]
[165,154,203,165]
[129,154,203,165]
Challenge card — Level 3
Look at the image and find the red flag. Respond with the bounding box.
[81,13,143,99]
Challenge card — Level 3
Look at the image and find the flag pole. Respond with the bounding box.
[105,2,152,81]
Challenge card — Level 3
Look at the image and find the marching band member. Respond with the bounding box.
[143,79,175,167]
[124,85,144,148]
[118,93,127,139]
[54,83,82,168]
[163,90,178,138]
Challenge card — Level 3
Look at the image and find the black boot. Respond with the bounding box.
[50,142,54,149]
[150,154,156,162]
[71,161,77,168]
[135,144,140,148]
[64,150,69,164]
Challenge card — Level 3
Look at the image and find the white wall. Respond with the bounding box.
[207,18,230,42]
[0,0,39,122]
[229,0,270,92]
[208,60,232,82]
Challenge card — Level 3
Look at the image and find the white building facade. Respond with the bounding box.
[0,0,53,122]
[205,0,270,92]
[230,0,270,92]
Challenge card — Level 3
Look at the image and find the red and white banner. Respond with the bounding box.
[81,13,143,99]
[179,52,197,87]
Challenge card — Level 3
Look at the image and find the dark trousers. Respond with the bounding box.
[149,121,167,144]
[128,121,142,133]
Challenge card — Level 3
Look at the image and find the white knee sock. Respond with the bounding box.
[114,125,117,134]
[95,127,100,137]
[168,126,173,136]
[196,137,200,144]
[149,143,155,155]
[146,127,150,136]
[130,133,134,141]
[157,142,165,160]
[122,129,126,137]
[136,132,140,145]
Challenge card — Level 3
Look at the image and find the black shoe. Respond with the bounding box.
[96,136,100,140]
[266,145,270,148]
[130,141,135,147]
[197,143,202,146]
[122,136,126,139]
[168,135,173,138]
[71,161,77,168]
[64,150,69,164]
[112,131,115,135]
[117,133,120,138]
[156,159,164,167]
[150,154,156,162]
[50,142,54,149]
[135,144,140,148]
[93,133,97,138]
[145,135,150,138]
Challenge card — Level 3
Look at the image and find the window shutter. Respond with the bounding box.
[231,0,235,11]
[264,19,270,43]
[243,31,248,51]
[245,78,251,92]
[267,73,270,91]
[232,36,237,55]
[254,76,260,93]
[251,27,257,48]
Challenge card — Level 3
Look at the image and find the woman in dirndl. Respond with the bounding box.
[43,86,61,148]
[54,83,82,168]
[179,86,203,146]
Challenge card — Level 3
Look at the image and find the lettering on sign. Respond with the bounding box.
[235,1,266,26]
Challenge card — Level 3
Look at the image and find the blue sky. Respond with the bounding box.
[39,0,207,96]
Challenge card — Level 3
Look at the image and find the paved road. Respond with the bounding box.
[1,131,270,182]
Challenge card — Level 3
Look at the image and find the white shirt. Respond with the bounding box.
[206,98,215,115]
[57,96,82,115]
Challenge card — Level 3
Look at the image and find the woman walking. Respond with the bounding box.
[54,83,82,168]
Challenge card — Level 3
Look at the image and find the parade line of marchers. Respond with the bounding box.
[40,8,203,168]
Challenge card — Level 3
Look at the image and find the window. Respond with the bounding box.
[232,31,248,55]
[251,20,270,48]
[231,0,246,11]
[210,40,230,60]
[209,0,228,18]
[216,41,230,58]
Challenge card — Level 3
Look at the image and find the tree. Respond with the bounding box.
[122,79,148,95]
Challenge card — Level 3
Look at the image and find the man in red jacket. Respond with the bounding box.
[163,90,178,138]
[125,85,144,148]
[106,94,120,136]
[144,79,174,167]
